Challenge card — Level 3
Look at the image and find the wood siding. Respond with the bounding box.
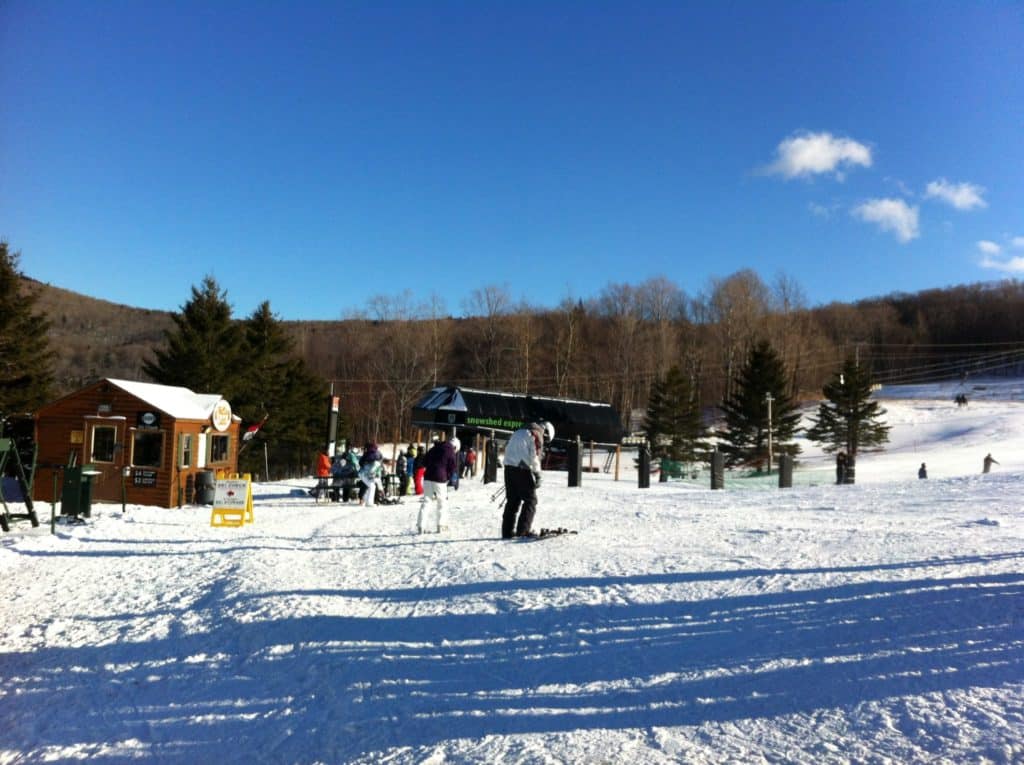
[32,380,239,509]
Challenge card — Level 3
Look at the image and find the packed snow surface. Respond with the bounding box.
[1,380,1022,763]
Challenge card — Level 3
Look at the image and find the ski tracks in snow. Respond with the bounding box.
[2,442,1023,764]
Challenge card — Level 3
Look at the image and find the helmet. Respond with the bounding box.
[532,421,555,444]
[449,437,460,452]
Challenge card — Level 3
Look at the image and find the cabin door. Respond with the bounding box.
[84,417,126,502]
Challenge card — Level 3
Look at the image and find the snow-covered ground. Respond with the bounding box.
[2,380,1022,764]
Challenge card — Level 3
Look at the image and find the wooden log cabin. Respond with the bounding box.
[33,378,240,508]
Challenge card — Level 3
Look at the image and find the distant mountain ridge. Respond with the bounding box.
[22,274,1024,404]
[22,276,176,392]
[23,277,351,396]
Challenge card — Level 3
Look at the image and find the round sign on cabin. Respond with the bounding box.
[212,400,232,432]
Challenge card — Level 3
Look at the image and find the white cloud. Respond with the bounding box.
[1012,236,1024,249]
[808,202,832,218]
[924,179,987,210]
[980,255,1024,273]
[977,240,1002,255]
[853,198,920,243]
[765,131,872,180]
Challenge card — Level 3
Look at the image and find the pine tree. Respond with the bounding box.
[0,242,55,414]
[233,301,330,478]
[643,365,706,462]
[266,359,330,478]
[718,339,801,469]
[805,357,890,456]
[234,300,293,416]
[142,276,242,395]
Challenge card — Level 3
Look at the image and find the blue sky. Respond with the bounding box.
[2,1,1021,320]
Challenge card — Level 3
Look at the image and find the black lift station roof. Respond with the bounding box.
[411,386,625,445]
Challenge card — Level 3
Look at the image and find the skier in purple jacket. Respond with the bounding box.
[417,437,459,533]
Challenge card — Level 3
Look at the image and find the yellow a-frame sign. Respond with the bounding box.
[210,473,254,527]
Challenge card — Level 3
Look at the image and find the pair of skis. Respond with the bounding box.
[490,485,576,539]
[518,527,577,541]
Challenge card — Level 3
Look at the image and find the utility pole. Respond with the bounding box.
[325,383,340,457]
[764,392,774,474]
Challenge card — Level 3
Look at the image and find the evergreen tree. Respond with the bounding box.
[235,300,293,415]
[805,357,890,456]
[0,242,55,414]
[717,339,801,469]
[233,302,330,478]
[643,365,706,462]
[142,276,242,395]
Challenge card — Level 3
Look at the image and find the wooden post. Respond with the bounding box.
[589,440,595,472]
[614,445,621,481]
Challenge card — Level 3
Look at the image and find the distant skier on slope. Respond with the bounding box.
[983,453,999,474]
[501,421,554,539]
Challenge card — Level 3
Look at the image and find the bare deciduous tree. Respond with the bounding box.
[637,276,686,379]
[704,269,771,401]
[552,297,584,397]
[592,283,647,429]
[460,284,514,387]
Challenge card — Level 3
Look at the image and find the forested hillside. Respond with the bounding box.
[26,278,176,392]
[23,273,1024,442]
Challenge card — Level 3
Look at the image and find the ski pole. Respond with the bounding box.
[490,484,506,503]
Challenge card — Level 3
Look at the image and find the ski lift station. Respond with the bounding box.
[411,386,625,446]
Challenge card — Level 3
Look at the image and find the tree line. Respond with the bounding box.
[643,341,890,473]
[4,239,1023,478]
[302,271,1024,446]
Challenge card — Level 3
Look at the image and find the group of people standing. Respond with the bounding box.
[393,440,477,498]
[316,442,387,505]
[412,420,553,539]
[314,420,554,539]
[406,420,554,539]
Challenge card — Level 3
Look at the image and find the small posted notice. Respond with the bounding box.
[211,477,253,527]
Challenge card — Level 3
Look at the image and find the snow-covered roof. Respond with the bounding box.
[107,379,230,421]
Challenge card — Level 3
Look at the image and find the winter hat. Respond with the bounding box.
[449,437,461,452]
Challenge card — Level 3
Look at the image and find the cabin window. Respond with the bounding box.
[132,431,164,468]
[209,434,230,463]
[91,426,117,463]
[180,433,193,468]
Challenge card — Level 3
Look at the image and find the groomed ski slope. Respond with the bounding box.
[1,380,1022,764]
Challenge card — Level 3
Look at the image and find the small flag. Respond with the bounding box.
[243,417,267,441]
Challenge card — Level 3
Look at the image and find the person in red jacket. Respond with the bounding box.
[414,444,427,495]
[313,451,332,501]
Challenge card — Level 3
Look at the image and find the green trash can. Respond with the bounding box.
[62,465,98,519]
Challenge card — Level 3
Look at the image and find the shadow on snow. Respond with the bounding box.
[2,559,1022,762]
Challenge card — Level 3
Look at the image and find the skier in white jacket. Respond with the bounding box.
[501,421,554,538]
